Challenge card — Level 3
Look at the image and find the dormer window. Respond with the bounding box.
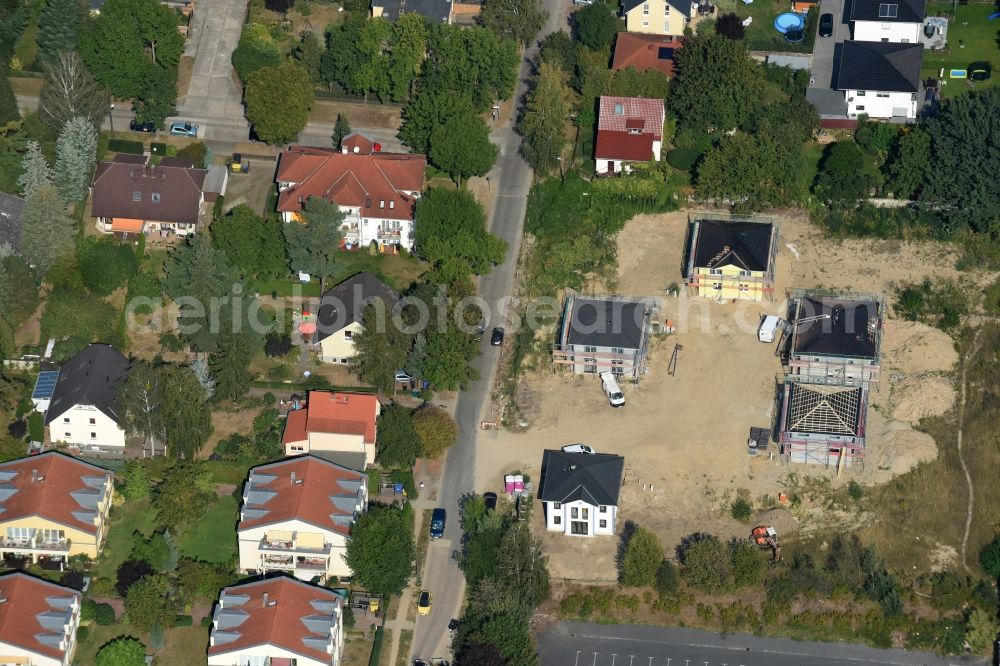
[627,128,642,135]
[151,192,160,203]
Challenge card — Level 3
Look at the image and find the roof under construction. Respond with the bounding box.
[690,219,775,273]
[791,295,882,360]
[784,383,863,436]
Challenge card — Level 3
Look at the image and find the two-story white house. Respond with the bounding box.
[43,345,129,456]
[850,0,925,43]
[837,41,923,120]
[539,450,625,537]
[208,576,344,666]
[275,145,426,253]
[282,391,380,468]
[0,573,81,666]
[237,456,367,581]
[313,273,398,365]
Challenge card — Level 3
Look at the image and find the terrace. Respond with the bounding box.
[922,3,1000,98]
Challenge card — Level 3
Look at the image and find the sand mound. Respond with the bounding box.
[753,508,799,536]
[882,321,958,374]
[891,376,956,424]
[864,413,939,483]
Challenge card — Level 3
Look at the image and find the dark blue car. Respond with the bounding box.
[430,508,446,539]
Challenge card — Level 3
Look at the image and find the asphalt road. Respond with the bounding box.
[407,2,569,660]
[539,623,973,666]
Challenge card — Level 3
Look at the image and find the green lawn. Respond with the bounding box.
[797,141,826,197]
[177,495,239,563]
[923,3,1000,98]
[252,252,429,297]
[76,622,210,665]
[94,498,158,581]
[714,0,817,53]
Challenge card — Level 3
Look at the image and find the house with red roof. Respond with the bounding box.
[274,145,426,252]
[0,572,82,666]
[611,32,682,78]
[236,456,368,580]
[594,96,665,176]
[282,391,381,468]
[208,576,344,666]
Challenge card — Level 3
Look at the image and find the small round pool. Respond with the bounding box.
[774,12,805,33]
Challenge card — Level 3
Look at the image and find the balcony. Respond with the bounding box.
[377,228,401,241]
[0,537,71,552]
[259,538,331,554]
[261,554,295,569]
[296,556,327,571]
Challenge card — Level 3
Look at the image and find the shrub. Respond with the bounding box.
[116,559,153,596]
[666,148,700,171]
[94,603,116,626]
[150,142,166,156]
[729,538,766,587]
[979,536,1000,578]
[730,498,753,523]
[654,559,678,597]
[77,237,139,296]
[201,616,213,627]
[61,570,86,590]
[27,412,43,441]
[264,332,293,357]
[107,138,144,154]
[619,525,665,587]
[77,625,90,643]
[81,598,97,621]
[678,533,732,593]
[847,480,863,501]
[172,615,193,627]
[177,141,208,168]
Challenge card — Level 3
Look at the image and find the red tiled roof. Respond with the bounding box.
[0,573,80,661]
[611,33,683,78]
[275,146,425,222]
[341,132,377,155]
[238,456,366,536]
[595,96,665,161]
[208,576,341,664]
[0,452,112,535]
[91,155,206,225]
[281,391,379,445]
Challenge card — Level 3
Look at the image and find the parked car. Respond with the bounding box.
[168,121,199,137]
[394,370,412,383]
[969,61,992,82]
[490,327,505,346]
[129,119,156,133]
[429,508,446,538]
[483,492,497,512]
[757,315,782,343]
[599,371,625,407]
[417,590,432,616]
[818,13,834,37]
[572,0,594,4]
[562,443,595,455]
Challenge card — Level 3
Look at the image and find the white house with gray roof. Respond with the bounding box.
[850,0,926,43]
[539,450,625,537]
[554,295,655,379]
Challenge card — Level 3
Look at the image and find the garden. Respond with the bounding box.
[922,3,1000,98]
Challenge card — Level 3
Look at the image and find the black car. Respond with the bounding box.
[818,13,834,38]
[429,507,446,539]
[129,119,156,133]
[483,492,497,512]
[490,327,505,346]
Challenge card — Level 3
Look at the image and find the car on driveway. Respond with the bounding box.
[818,13,834,37]
[130,119,156,133]
[429,508,446,538]
[394,370,412,383]
[562,443,595,454]
[490,327,505,346]
[417,590,432,616]
[169,121,199,137]
[483,492,497,512]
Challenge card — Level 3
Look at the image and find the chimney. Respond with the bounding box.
[31,469,38,482]
[262,592,268,607]
[290,471,296,485]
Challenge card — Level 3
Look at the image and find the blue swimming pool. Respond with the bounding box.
[774,11,805,33]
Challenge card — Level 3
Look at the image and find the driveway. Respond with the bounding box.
[538,622,969,666]
[806,0,851,117]
[172,0,250,142]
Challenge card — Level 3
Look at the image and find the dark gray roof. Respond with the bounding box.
[792,297,880,359]
[43,344,129,425]
[623,0,693,16]
[315,273,398,343]
[0,192,25,252]
[307,450,368,472]
[539,450,624,506]
[564,298,647,350]
[836,41,922,93]
[372,0,451,22]
[851,0,925,23]
[692,219,774,273]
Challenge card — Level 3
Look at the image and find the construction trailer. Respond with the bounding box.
[777,290,885,467]
[551,294,658,380]
[683,213,779,303]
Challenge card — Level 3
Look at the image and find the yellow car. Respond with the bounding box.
[417,590,431,616]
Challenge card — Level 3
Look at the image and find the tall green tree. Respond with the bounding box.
[696,131,802,209]
[573,2,618,51]
[292,30,324,84]
[481,0,547,47]
[20,184,74,274]
[332,113,351,150]
[920,88,1000,232]
[0,255,39,333]
[210,204,287,279]
[375,404,420,468]
[519,62,569,174]
[322,15,391,101]
[619,525,665,587]
[54,116,98,203]
[421,325,477,391]
[429,112,497,185]
[245,62,314,144]
[39,51,110,132]
[345,505,415,596]
[885,127,930,200]
[412,403,458,458]
[18,140,52,197]
[400,89,476,154]
[95,636,147,666]
[387,13,428,102]
[668,33,763,132]
[281,196,344,288]
[414,188,507,276]
[232,23,282,84]
[123,576,174,631]
[348,300,411,393]
[813,140,881,204]
[208,330,256,401]
[0,67,18,125]
[133,66,177,126]
[417,26,519,111]
[37,0,83,63]
[152,462,214,528]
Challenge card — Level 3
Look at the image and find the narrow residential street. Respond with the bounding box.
[406,1,571,660]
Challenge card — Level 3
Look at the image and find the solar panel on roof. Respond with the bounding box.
[32,371,60,400]
[878,3,898,17]
[657,46,674,60]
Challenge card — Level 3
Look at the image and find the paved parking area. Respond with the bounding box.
[806,0,851,116]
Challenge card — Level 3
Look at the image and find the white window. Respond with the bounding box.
[599,520,607,528]
[877,92,890,98]
[554,502,561,510]
[240,657,267,666]
[344,330,353,339]
[642,19,649,26]
[89,418,96,425]
[340,358,349,364]
[131,191,141,202]
[65,432,71,438]
[40,529,65,544]
[856,105,865,111]
[643,2,649,13]
[664,3,669,13]
[91,432,97,439]
[63,417,70,423]
[856,91,866,96]
[571,507,578,519]
[554,516,561,525]
[599,506,607,513]
[581,508,589,519]
[151,193,160,203]
[6,527,31,542]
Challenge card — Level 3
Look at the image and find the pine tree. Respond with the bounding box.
[332,113,351,150]
[190,356,216,398]
[17,141,52,198]
[54,116,98,203]
[0,68,19,125]
[19,184,75,274]
[209,331,255,402]
[37,0,82,63]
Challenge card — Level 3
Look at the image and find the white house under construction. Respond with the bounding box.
[552,295,655,379]
[778,291,885,467]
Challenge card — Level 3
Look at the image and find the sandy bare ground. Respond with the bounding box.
[477,210,992,582]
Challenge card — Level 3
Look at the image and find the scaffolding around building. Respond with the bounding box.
[682,212,779,303]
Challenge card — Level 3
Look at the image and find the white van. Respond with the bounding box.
[599,371,625,407]
[758,315,782,343]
